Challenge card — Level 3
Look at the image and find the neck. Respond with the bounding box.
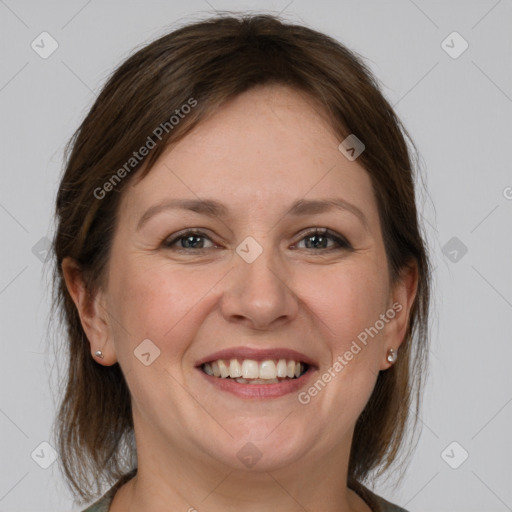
[111,412,371,512]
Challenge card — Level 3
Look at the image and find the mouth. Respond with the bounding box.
[195,347,316,398]
[201,358,308,383]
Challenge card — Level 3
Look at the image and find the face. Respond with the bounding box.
[68,85,414,474]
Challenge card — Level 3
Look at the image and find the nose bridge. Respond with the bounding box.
[221,234,297,328]
[242,241,283,290]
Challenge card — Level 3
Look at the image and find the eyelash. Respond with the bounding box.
[161,228,352,253]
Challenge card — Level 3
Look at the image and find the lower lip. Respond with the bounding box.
[197,367,316,398]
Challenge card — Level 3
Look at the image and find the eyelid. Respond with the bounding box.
[292,227,351,250]
[162,228,218,249]
[162,227,351,251]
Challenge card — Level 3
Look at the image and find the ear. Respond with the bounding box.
[379,261,419,370]
[61,257,117,366]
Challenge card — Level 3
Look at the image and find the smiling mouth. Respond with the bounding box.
[201,358,308,384]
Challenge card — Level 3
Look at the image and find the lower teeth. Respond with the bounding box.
[234,377,292,384]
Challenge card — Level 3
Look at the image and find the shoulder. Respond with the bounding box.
[79,491,115,512]
[373,493,410,512]
[78,468,137,512]
[350,480,410,512]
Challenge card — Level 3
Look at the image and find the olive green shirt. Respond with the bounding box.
[80,470,409,512]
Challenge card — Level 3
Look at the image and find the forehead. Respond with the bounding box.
[120,85,379,228]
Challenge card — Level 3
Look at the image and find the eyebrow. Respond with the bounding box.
[136,197,369,231]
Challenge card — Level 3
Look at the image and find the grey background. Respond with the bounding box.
[1,1,511,511]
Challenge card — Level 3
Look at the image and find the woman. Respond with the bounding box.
[52,13,431,512]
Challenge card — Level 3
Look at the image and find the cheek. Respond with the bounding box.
[306,262,389,349]
[108,259,221,352]
[299,265,387,429]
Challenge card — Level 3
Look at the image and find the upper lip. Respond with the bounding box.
[195,346,317,368]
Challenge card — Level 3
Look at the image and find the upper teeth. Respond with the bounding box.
[203,359,304,380]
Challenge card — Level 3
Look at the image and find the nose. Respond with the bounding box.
[220,243,299,331]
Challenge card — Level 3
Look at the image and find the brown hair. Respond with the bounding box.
[50,12,431,503]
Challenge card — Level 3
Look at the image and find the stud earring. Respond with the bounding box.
[94,350,104,359]
[387,348,397,364]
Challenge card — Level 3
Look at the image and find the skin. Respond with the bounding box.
[63,84,417,512]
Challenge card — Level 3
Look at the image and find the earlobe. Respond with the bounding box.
[381,262,419,370]
[61,257,117,365]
